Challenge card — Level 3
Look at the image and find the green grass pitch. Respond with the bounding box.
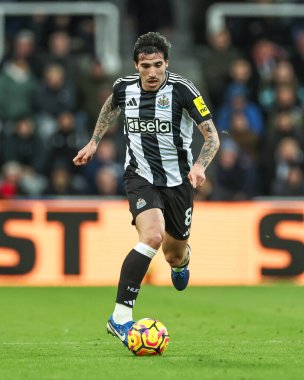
[1,285,304,380]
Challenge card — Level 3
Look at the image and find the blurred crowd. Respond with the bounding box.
[190,0,304,200]
[0,0,303,200]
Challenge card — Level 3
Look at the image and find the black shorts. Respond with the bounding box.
[124,171,194,240]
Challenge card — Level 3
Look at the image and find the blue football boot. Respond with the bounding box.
[106,315,134,348]
[171,244,191,291]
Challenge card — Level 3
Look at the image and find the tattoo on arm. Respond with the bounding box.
[91,94,120,144]
[195,119,220,169]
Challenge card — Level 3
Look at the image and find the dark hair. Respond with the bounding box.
[133,32,171,62]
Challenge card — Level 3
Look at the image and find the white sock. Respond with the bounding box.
[134,242,157,258]
[113,303,133,324]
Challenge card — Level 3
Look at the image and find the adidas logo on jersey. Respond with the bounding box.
[126,97,137,107]
[126,117,172,134]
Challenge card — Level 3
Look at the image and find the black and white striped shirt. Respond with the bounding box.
[112,71,212,187]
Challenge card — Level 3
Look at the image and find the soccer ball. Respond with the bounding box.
[128,318,170,356]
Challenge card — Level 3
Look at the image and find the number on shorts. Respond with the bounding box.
[184,207,192,226]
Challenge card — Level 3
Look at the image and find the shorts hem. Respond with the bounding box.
[165,229,190,241]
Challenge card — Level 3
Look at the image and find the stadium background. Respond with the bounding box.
[0,0,303,286]
[1,2,304,380]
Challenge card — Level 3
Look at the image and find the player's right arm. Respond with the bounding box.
[73,94,120,166]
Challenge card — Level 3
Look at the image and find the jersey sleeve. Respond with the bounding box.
[111,79,121,108]
[181,80,212,125]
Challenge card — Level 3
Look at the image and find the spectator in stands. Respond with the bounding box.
[1,117,48,196]
[34,64,77,119]
[37,31,80,82]
[199,28,241,108]
[270,137,304,193]
[264,110,304,156]
[3,29,41,77]
[212,137,260,200]
[274,84,302,112]
[78,58,113,129]
[258,60,304,112]
[271,164,304,197]
[229,112,261,159]
[47,111,87,174]
[0,161,22,199]
[82,137,124,194]
[226,58,258,102]
[265,83,303,133]
[95,165,124,196]
[2,117,47,174]
[251,39,288,83]
[216,84,264,140]
[0,56,37,123]
[43,163,83,196]
[260,110,304,194]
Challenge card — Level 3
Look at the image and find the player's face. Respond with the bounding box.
[135,52,168,91]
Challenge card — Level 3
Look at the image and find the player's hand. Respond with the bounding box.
[188,163,206,189]
[73,140,97,166]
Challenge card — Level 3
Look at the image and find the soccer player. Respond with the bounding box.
[73,32,220,347]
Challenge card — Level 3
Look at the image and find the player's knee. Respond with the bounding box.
[163,247,185,267]
[165,254,183,267]
[142,230,164,250]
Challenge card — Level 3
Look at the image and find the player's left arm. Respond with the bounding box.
[188,119,220,188]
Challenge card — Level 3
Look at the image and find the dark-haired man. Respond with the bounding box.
[73,32,220,348]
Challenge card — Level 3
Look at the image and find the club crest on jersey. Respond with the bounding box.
[157,94,170,109]
[136,198,147,209]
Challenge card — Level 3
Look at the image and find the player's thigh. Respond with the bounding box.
[136,208,165,244]
[162,181,194,240]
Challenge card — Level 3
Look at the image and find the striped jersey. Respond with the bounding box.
[112,71,212,187]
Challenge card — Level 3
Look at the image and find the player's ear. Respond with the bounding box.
[134,61,139,71]
[165,60,169,69]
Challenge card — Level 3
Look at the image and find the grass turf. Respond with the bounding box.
[1,285,304,380]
